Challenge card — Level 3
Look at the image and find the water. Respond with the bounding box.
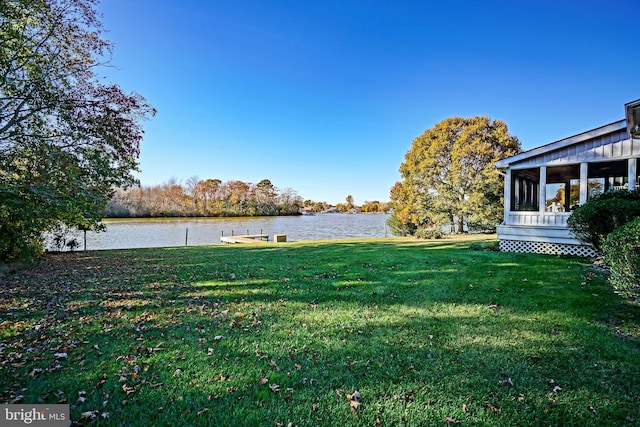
[50,214,391,251]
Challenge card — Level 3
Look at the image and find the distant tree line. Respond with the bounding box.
[105,178,303,217]
[106,179,392,218]
[302,198,391,213]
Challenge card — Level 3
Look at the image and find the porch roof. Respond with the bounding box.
[495,120,628,169]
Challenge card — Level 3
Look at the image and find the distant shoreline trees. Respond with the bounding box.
[105,178,303,218]
[106,178,392,218]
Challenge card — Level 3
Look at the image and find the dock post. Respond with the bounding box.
[185,228,189,246]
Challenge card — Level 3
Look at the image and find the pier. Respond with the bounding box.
[220,234,287,244]
[220,234,269,244]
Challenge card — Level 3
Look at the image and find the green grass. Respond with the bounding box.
[1,236,639,426]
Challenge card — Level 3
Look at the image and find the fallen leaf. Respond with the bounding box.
[80,411,98,421]
[96,375,107,389]
[445,416,460,425]
[497,377,514,387]
[259,378,269,385]
[122,384,135,395]
[197,408,209,416]
[53,352,68,359]
[28,368,43,377]
[269,383,280,393]
[484,402,502,414]
[347,390,361,410]
[173,369,182,377]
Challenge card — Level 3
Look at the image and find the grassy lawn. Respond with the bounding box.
[1,236,639,426]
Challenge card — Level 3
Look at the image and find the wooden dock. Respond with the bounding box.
[220,234,269,244]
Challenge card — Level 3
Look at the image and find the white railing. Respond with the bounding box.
[507,212,571,227]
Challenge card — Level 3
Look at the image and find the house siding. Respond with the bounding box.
[510,129,633,170]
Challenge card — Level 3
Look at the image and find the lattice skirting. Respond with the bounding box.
[499,240,598,257]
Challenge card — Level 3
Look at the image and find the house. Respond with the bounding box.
[495,99,640,256]
[301,206,316,215]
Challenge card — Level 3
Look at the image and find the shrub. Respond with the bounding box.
[469,240,500,251]
[415,226,444,240]
[602,218,640,298]
[567,189,640,252]
[0,206,45,262]
[386,212,417,236]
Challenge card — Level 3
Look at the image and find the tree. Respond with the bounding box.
[254,179,278,215]
[0,0,155,260]
[199,178,222,215]
[345,195,354,210]
[279,187,303,215]
[394,116,520,235]
[185,176,201,214]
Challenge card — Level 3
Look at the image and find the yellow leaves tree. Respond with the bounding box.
[393,116,520,234]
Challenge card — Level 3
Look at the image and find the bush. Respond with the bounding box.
[0,206,45,262]
[386,212,417,236]
[469,240,500,251]
[602,218,640,299]
[567,189,640,252]
[415,226,444,240]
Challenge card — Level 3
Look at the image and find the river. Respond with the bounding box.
[48,214,391,251]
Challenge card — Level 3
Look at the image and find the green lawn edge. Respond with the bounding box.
[1,236,638,426]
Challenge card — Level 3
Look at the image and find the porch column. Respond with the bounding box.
[504,169,511,224]
[539,166,547,215]
[629,159,637,191]
[579,162,588,205]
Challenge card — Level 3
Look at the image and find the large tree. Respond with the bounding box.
[0,0,155,260]
[392,116,520,235]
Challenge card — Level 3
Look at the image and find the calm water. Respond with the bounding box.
[50,214,391,251]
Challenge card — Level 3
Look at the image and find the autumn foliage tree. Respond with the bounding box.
[390,116,520,236]
[0,0,155,260]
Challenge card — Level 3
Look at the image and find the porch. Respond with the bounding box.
[495,103,640,256]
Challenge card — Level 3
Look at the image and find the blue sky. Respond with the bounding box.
[97,0,640,205]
